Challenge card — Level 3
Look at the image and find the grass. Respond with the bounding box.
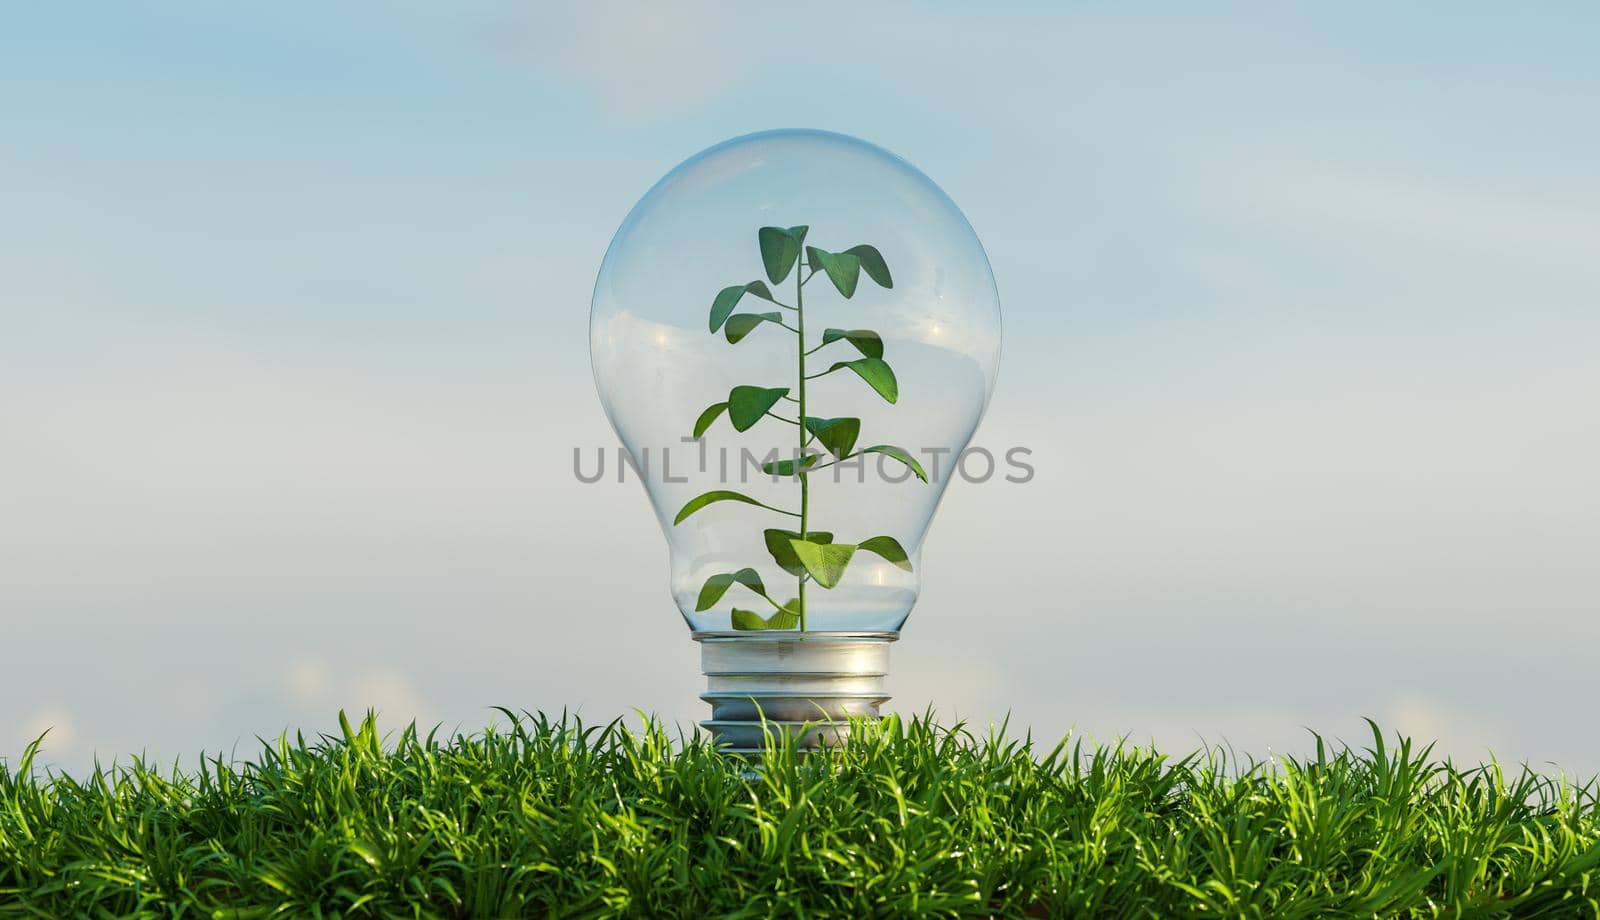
[1,713,1597,918]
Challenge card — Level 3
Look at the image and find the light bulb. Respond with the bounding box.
[590,130,1001,749]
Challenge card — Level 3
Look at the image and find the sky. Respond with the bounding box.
[3,2,1597,775]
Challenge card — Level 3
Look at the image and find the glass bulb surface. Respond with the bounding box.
[591,129,1000,634]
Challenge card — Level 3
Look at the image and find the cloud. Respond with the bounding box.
[19,707,77,761]
[284,659,331,706]
[350,670,435,728]
[1384,693,1506,765]
[281,660,439,734]
[1257,169,1600,279]
[471,1,770,116]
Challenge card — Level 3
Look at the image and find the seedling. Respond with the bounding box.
[674,226,928,630]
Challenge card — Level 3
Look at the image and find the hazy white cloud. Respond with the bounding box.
[349,670,441,732]
[19,708,77,760]
[891,642,1006,725]
[471,1,770,116]
[1384,693,1507,767]
[1257,169,1600,278]
[281,659,439,733]
[284,659,331,706]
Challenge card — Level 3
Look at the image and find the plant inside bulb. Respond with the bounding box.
[590,129,1000,639]
[674,225,928,632]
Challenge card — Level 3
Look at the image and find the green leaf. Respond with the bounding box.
[758,226,808,285]
[767,598,801,629]
[826,357,898,403]
[674,490,764,525]
[790,539,857,589]
[696,568,767,611]
[821,328,884,359]
[860,445,928,482]
[761,453,820,477]
[724,312,785,344]
[731,608,769,630]
[693,402,728,438]
[710,281,776,332]
[731,598,800,631]
[857,536,913,571]
[803,416,861,459]
[844,245,892,289]
[727,385,790,431]
[764,528,833,576]
[806,246,861,298]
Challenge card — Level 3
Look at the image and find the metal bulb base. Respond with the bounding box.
[694,631,896,753]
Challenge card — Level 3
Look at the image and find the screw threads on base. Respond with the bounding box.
[694,631,896,753]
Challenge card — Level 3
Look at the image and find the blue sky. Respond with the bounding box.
[3,2,1598,773]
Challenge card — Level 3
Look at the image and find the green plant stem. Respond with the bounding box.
[796,262,809,632]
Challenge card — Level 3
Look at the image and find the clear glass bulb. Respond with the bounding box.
[591,129,1001,635]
